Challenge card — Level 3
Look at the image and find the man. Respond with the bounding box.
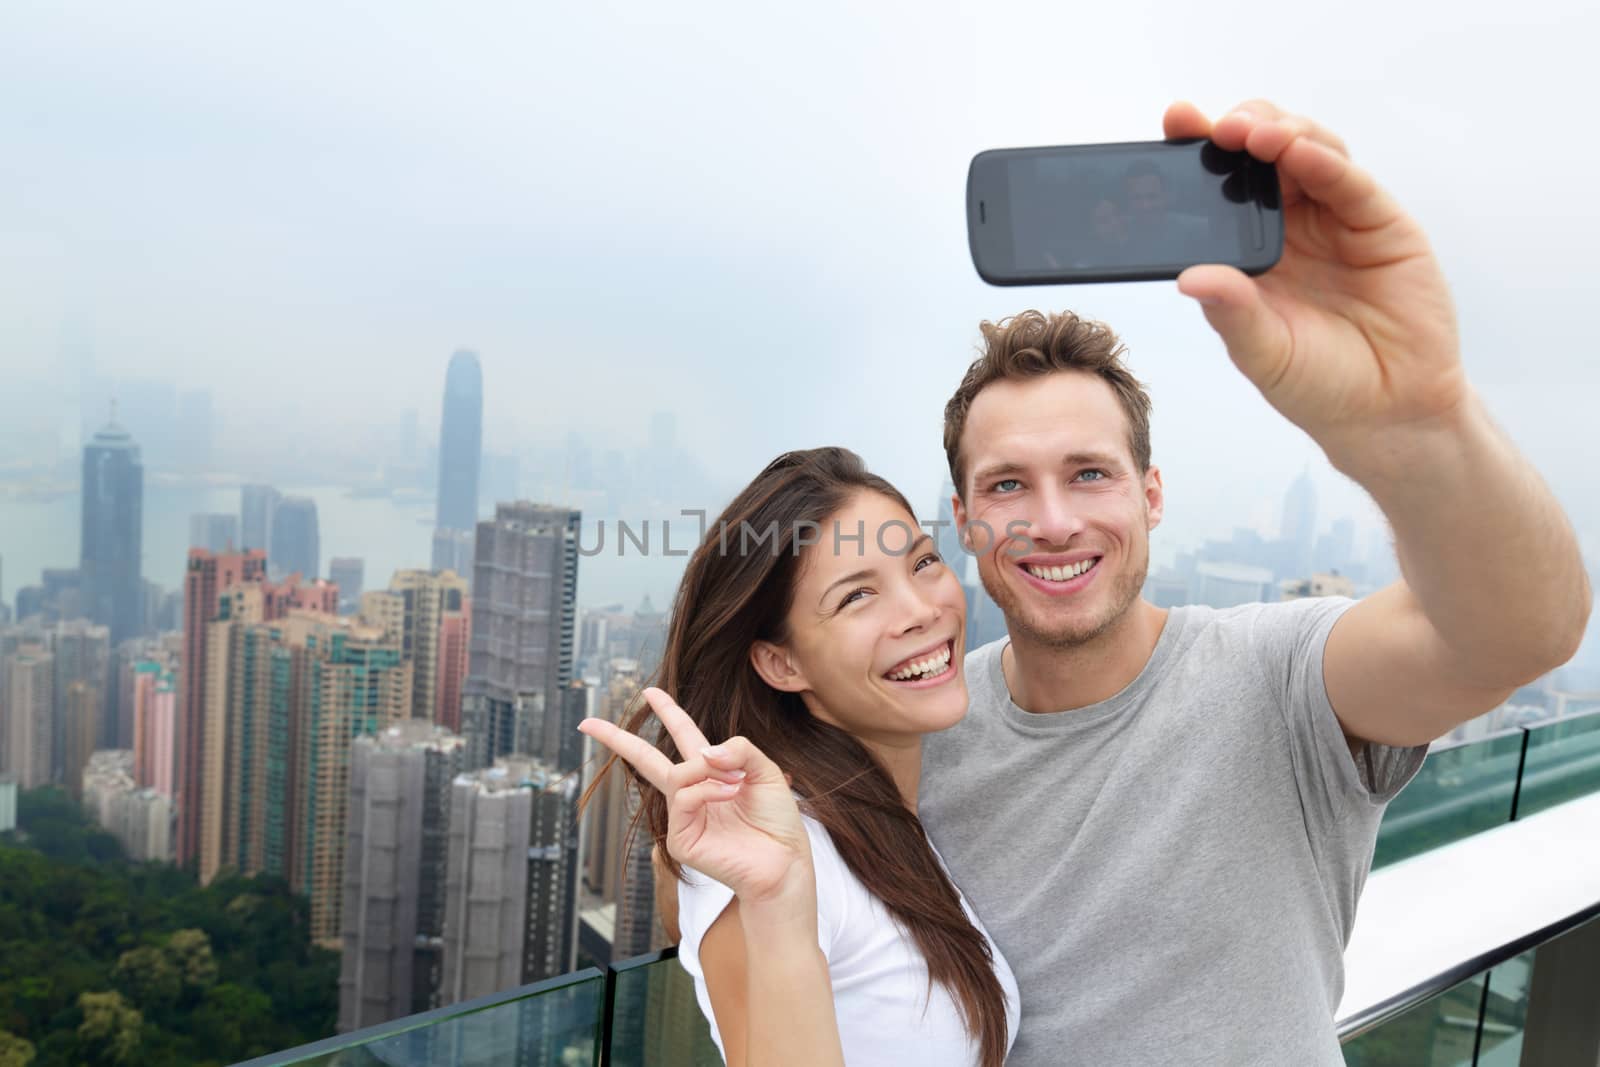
[915,99,1591,1065]
[1119,157,1222,264]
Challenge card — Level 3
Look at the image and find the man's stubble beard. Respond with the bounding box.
[980,536,1150,652]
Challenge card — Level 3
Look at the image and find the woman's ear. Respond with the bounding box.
[749,639,810,694]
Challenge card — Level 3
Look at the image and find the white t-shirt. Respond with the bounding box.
[675,813,1021,1066]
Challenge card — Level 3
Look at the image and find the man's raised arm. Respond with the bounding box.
[1166,99,1591,748]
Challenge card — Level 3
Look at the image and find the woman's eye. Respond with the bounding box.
[914,553,941,572]
[839,589,869,608]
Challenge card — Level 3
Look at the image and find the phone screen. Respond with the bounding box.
[967,139,1281,285]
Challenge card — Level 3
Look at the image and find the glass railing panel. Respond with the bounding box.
[1340,972,1485,1066]
[607,950,721,1067]
[1372,732,1523,869]
[237,969,604,1067]
[1474,948,1535,1066]
[1515,709,1600,819]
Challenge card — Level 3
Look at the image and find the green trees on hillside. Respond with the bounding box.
[0,787,338,1066]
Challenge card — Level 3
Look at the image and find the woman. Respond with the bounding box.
[580,447,1018,1067]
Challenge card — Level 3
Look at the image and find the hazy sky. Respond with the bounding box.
[2,0,1597,565]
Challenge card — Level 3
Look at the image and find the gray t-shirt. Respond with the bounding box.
[919,596,1428,1066]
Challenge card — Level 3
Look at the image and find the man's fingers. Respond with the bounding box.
[642,687,712,758]
[1212,104,1350,161]
[577,717,675,793]
[1176,264,1294,390]
[1275,136,1408,235]
[1162,100,1211,141]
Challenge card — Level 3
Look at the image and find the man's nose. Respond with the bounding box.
[1027,485,1086,547]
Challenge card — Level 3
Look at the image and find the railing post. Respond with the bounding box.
[600,961,620,1067]
[1509,728,1531,822]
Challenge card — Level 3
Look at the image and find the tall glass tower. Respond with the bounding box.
[435,350,483,535]
[270,497,321,582]
[80,418,144,644]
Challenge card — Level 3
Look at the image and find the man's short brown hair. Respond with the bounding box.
[943,310,1153,498]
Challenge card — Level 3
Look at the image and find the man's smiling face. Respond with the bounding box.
[954,370,1163,650]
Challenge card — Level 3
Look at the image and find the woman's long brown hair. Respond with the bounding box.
[584,446,1008,1067]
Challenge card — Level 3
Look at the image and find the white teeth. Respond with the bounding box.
[1026,559,1097,582]
[887,642,952,681]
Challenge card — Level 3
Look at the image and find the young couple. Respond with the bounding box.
[581,100,1591,1066]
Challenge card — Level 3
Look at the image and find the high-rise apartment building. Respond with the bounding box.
[338,721,466,1032]
[128,659,177,797]
[289,613,412,946]
[82,749,173,862]
[361,570,471,733]
[50,619,111,791]
[213,584,289,882]
[440,756,580,1001]
[80,419,144,644]
[270,496,321,582]
[462,503,580,771]
[579,661,644,961]
[179,548,267,869]
[2,645,54,789]
[436,610,471,735]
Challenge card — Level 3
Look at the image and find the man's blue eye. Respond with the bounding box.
[994,479,1021,492]
[1078,470,1106,482]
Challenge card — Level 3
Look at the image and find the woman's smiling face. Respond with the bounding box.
[752,489,969,746]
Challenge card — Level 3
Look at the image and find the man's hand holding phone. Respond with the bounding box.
[1163,99,1464,472]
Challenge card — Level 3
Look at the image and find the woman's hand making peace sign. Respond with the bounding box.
[578,687,814,908]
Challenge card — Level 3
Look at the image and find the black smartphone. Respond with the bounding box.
[966,138,1283,285]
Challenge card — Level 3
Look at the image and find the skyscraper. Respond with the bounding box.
[328,558,365,615]
[128,659,177,797]
[435,350,483,536]
[581,660,641,912]
[429,528,475,579]
[178,548,268,870]
[189,513,239,553]
[440,756,580,999]
[2,645,54,789]
[80,418,144,644]
[271,496,321,581]
[435,610,471,735]
[338,722,466,1032]
[462,503,581,771]
[289,614,412,945]
[361,569,470,731]
[241,484,282,559]
[51,619,111,792]
[1280,468,1318,579]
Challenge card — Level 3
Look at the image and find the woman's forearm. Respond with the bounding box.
[738,880,845,1067]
